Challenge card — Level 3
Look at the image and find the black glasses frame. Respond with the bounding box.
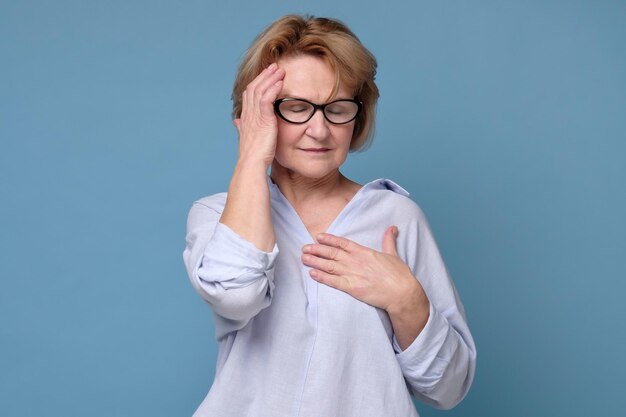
[273,98,362,125]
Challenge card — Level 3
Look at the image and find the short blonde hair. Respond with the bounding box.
[232,15,379,151]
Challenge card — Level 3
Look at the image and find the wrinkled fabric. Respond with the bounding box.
[183,178,476,417]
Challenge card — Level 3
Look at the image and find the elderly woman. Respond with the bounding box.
[183,15,476,417]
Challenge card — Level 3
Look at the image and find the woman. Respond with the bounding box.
[184,15,476,417]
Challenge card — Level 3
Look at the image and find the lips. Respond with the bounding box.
[300,148,330,153]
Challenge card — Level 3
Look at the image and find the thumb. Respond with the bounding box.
[382,226,399,256]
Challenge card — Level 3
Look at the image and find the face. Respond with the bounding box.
[273,55,355,180]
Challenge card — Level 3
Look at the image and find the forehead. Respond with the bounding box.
[277,55,352,102]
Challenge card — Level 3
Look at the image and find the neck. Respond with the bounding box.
[269,164,351,206]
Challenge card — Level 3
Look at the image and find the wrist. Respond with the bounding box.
[386,281,430,351]
[386,280,430,323]
[235,155,272,172]
[228,157,271,195]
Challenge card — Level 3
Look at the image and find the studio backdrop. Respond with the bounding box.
[1,1,625,416]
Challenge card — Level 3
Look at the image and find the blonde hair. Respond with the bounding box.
[232,15,379,151]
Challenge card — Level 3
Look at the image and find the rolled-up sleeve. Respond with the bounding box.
[183,197,279,338]
[394,204,477,409]
[393,304,474,409]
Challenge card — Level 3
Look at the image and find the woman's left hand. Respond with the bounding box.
[301,226,430,346]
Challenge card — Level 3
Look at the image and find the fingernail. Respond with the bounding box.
[268,63,277,70]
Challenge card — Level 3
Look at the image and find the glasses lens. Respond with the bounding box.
[277,100,314,123]
[324,100,359,124]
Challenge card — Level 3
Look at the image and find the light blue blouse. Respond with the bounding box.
[183,178,476,417]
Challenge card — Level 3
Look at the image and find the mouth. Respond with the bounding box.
[300,148,331,153]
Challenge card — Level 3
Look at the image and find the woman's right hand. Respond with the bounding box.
[233,63,285,167]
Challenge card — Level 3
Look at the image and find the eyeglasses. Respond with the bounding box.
[273,98,362,125]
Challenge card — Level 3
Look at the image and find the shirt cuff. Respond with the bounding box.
[200,222,279,289]
[393,304,459,387]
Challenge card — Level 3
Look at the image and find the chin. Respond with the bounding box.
[273,147,351,178]
[275,159,343,180]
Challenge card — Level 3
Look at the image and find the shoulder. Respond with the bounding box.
[361,178,427,222]
[192,192,228,214]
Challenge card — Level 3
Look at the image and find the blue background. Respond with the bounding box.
[2,1,625,416]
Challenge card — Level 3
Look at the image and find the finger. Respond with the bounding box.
[316,233,358,253]
[266,78,284,99]
[252,66,284,100]
[243,67,284,120]
[240,65,278,113]
[309,268,350,292]
[240,89,251,118]
[256,66,284,94]
[382,225,399,256]
[259,80,283,118]
[301,243,343,261]
[246,63,278,92]
[301,253,344,276]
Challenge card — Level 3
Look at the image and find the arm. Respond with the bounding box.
[300,212,476,409]
[183,198,279,338]
[221,63,285,252]
[183,64,286,337]
[392,212,476,409]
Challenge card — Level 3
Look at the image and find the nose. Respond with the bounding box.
[305,108,330,140]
